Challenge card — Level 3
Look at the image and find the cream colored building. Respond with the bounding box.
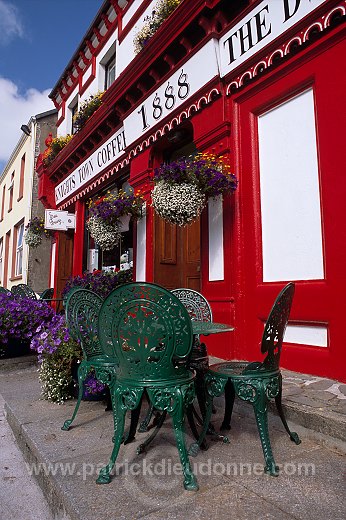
[0,109,57,291]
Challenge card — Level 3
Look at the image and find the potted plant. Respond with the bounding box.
[0,292,54,358]
[30,314,83,403]
[24,217,52,248]
[151,152,238,226]
[133,0,181,54]
[72,91,104,132]
[87,188,144,250]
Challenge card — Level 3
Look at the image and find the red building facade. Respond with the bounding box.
[37,0,346,382]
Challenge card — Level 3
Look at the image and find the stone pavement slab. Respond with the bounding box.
[0,364,345,520]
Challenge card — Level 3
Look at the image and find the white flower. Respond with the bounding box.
[87,217,121,250]
[151,181,206,226]
[24,230,42,248]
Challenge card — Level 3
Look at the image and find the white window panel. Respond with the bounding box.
[258,88,324,282]
[284,324,328,348]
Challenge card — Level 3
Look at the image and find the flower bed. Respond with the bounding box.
[73,91,104,132]
[30,314,82,403]
[61,267,133,301]
[0,293,54,357]
[134,0,181,54]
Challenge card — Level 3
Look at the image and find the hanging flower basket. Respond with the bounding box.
[87,188,144,250]
[24,217,52,248]
[151,153,238,226]
[87,217,121,251]
[152,182,206,226]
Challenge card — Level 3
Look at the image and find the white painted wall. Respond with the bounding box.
[136,206,146,281]
[258,88,324,282]
[118,0,157,76]
[208,195,224,281]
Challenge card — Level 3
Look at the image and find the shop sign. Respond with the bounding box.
[45,210,76,231]
[55,127,126,204]
[219,0,326,78]
[123,39,219,146]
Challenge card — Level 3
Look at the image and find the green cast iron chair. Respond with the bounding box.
[40,287,54,301]
[96,282,199,491]
[61,288,117,431]
[11,283,37,300]
[190,282,301,476]
[137,288,213,434]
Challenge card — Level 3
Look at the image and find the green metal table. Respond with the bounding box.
[192,321,234,336]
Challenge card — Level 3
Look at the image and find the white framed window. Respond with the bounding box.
[105,54,116,89]
[15,222,24,277]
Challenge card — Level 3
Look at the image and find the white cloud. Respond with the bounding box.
[0,77,54,166]
[0,0,24,45]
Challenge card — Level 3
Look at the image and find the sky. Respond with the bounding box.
[0,0,102,173]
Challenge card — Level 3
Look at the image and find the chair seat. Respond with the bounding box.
[116,371,195,388]
[209,361,280,378]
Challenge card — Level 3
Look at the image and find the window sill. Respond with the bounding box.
[10,275,22,282]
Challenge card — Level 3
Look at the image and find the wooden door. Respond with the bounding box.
[154,214,200,291]
[55,232,74,298]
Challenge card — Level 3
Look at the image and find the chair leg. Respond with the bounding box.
[189,393,215,456]
[123,399,142,445]
[171,389,198,491]
[61,363,88,431]
[252,391,279,476]
[97,387,127,484]
[186,405,209,450]
[137,411,167,454]
[275,380,301,445]
[138,396,155,432]
[221,379,235,431]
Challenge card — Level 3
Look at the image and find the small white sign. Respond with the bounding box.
[45,210,75,231]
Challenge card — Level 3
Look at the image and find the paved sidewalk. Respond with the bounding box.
[0,357,345,520]
[0,394,54,520]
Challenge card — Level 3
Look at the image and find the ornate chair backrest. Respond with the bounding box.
[171,288,212,322]
[260,282,295,371]
[98,282,193,383]
[65,288,104,360]
[11,283,37,300]
[40,288,54,300]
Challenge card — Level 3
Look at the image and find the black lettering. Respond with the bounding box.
[152,94,163,120]
[97,151,102,167]
[238,19,254,55]
[224,32,238,64]
[255,5,271,43]
[177,70,190,99]
[283,0,301,22]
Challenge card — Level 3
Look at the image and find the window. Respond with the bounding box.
[85,178,133,273]
[18,153,25,200]
[71,101,78,134]
[0,237,3,284]
[8,172,14,212]
[104,54,116,89]
[15,222,24,277]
